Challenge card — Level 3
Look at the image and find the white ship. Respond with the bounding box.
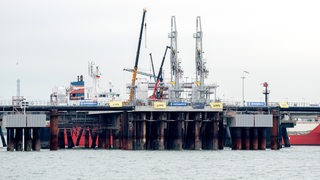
[50,62,121,106]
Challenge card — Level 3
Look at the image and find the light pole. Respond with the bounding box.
[241,71,249,106]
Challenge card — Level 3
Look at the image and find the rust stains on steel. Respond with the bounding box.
[270,111,280,150]
[50,109,59,150]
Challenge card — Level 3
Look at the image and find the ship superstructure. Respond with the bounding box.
[50,62,120,106]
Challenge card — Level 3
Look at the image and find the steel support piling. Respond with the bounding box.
[7,128,15,151]
[270,113,280,150]
[50,109,59,150]
[84,127,89,148]
[24,128,32,151]
[91,130,97,148]
[194,113,201,150]
[15,128,23,151]
[105,129,110,149]
[32,128,41,151]
[242,128,250,150]
[76,128,83,146]
[157,113,165,150]
[98,129,106,149]
[282,127,290,147]
[66,129,74,148]
[252,128,259,150]
[232,127,242,150]
[58,129,65,149]
[135,113,146,150]
[218,114,224,150]
[259,128,267,150]
[0,126,6,147]
[171,113,183,150]
[213,112,219,150]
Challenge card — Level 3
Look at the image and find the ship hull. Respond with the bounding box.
[288,122,320,145]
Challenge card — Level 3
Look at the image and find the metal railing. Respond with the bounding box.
[1,98,319,108]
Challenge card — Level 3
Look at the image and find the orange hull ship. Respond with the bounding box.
[288,121,320,145]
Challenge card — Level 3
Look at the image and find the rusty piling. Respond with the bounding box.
[32,128,41,151]
[170,113,183,150]
[50,109,59,150]
[184,114,194,149]
[201,121,211,150]
[251,128,259,150]
[270,112,279,150]
[127,114,133,150]
[141,113,146,149]
[194,113,201,150]
[157,112,165,150]
[113,116,121,149]
[24,128,32,151]
[259,127,267,150]
[242,128,250,150]
[218,114,225,150]
[15,128,23,151]
[122,110,133,150]
[232,127,242,150]
[135,113,146,150]
[213,112,219,150]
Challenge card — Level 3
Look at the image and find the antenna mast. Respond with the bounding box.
[88,61,101,98]
[17,79,20,97]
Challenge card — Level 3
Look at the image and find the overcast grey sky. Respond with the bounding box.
[1,0,320,103]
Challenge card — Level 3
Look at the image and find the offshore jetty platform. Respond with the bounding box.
[0,9,319,151]
[2,102,320,151]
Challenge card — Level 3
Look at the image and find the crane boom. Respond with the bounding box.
[150,46,170,100]
[123,68,155,79]
[149,53,157,82]
[129,9,147,102]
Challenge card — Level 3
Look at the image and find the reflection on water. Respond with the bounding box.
[0,146,319,179]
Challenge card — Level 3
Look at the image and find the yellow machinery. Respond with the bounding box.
[128,9,147,102]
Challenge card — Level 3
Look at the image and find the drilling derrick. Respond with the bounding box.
[168,16,183,102]
[193,16,209,103]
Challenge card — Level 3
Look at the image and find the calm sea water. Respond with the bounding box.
[0,146,319,180]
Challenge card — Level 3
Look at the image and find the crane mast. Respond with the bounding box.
[168,16,183,101]
[193,16,208,101]
[128,9,147,103]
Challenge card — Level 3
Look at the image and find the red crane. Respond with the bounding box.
[149,46,170,100]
